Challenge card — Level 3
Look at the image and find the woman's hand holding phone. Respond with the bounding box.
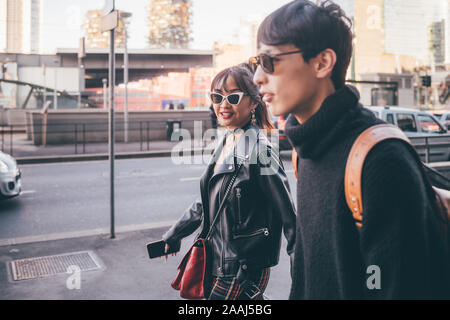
[164,243,177,261]
[146,240,180,259]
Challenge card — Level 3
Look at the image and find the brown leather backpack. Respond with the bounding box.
[291,124,450,233]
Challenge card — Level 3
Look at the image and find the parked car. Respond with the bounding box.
[366,106,450,162]
[436,112,450,131]
[0,151,22,199]
[271,113,292,150]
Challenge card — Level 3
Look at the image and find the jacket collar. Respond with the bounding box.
[203,122,259,183]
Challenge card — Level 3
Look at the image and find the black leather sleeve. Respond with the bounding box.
[256,144,297,255]
[162,199,203,246]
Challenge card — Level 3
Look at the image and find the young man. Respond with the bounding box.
[251,0,450,299]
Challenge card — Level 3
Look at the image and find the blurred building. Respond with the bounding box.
[445,0,450,66]
[0,0,42,53]
[190,68,213,108]
[332,0,447,71]
[212,42,247,72]
[146,0,193,49]
[237,15,263,58]
[430,20,446,66]
[83,10,128,48]
[336,0,450,107]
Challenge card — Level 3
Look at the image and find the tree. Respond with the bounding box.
[147,0,193,49]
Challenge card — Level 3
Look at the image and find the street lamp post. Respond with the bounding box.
[120,11,132,143]
[78,37,86,109]
[78,57,82,109]
[54,68,57,110]
[101,2,118,239]
[53,58,59,110]
[103,78,108,108]
[109,28,116,239]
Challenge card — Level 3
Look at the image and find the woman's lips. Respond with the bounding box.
[220,112,234,120]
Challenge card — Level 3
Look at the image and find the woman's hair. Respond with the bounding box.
[210,64,275,130]
[257,0,353,89]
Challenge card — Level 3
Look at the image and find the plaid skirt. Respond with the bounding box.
[207,268,270,300]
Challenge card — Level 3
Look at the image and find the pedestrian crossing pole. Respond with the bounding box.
[101,0,118,239]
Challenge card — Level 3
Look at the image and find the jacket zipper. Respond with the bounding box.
[220,211,225,275]
[233,227,270,240]
[236,187,242,225]
[217,156,245,276]
[218,179,226,276]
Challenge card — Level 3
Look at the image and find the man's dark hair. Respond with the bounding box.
[257,0,353,89]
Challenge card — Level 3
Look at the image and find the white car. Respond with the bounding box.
[366,106,450,162]
[0,151,22,199]
[367,106,448,136]
[436,112,450,131]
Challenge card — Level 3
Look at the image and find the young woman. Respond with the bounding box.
[163,65,296,300]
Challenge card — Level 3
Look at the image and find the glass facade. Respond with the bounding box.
[383,0,448,65]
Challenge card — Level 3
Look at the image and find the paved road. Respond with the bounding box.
[0,152,296,243]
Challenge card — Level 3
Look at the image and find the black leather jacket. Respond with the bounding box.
[163,124,296,277]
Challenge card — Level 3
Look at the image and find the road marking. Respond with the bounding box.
[0,220,177,247]
[180,177,200,182]
[101,171,163,179]
[20,190,36,195]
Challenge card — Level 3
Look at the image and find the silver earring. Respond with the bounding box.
[251,109,256,125]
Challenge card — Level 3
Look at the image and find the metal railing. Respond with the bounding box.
[408,136,450,163]
[0,119,212,158]
[1,122,448,163]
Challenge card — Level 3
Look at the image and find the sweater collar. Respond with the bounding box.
[285,85,360,160]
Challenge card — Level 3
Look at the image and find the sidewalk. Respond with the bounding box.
[0,227,292,300]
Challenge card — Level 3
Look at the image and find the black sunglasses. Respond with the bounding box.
[249,50,303,74]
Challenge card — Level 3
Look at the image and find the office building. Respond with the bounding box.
[0,0,42,53]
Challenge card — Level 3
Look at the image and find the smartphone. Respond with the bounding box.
[146,240,180,259]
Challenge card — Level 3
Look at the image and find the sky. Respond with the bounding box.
[40,0,294,53]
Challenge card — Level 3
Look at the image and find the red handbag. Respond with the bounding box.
[171,238,208,299]
[171,157,245,299]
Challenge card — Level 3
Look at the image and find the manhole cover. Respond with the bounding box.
[9,251,101,281]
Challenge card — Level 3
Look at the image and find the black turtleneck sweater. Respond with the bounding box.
[285,85,450,300]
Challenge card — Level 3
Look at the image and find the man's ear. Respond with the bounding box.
[312,48,337,80]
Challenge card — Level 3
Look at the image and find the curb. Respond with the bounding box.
[15,147,215,164]
[0,220,176,247]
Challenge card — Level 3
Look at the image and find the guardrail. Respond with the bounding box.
[408,136,450,163]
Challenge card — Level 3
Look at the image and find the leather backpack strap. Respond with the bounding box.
[345,124,410,230]
[292,148,299,180]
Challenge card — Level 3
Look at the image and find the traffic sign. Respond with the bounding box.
[104,0,115,15]
[101,10,119,33]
